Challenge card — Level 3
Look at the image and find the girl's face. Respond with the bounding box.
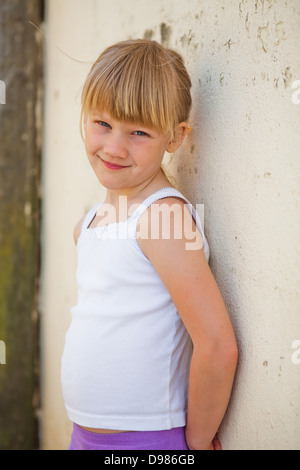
[84,111,183,193]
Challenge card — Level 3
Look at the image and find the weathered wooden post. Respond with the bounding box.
[0,0,43,449]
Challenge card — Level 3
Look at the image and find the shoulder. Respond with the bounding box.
[73,202,102,245]
[137,196,203,258]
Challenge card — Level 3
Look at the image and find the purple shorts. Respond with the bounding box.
[68,423,189,450]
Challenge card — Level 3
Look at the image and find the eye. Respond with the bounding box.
[98,120,111,128]
[133,130,148,136]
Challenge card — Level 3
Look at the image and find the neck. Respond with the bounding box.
[103,170,172,207]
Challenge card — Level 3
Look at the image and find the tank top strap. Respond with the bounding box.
[130,187,210,260]
[132,187,188,218]
[132,187,201,228]
[80,202,103,233]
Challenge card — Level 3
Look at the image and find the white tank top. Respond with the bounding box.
[61,187,209,430]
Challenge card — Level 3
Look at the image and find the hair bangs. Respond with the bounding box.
[81,40,191,138]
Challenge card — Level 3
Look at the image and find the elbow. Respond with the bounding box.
[219,336,239,374]
[224,340,239,372]
[194,337,238,373]
[216,331,239,370]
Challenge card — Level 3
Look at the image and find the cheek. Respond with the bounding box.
[85,132,101,154]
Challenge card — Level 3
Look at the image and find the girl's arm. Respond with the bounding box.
[138,198,238,450]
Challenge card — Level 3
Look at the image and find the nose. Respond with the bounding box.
[103,132,128,160]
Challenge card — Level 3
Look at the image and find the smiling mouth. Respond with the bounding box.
[100,158,129,170]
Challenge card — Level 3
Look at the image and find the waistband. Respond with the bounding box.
[72,423,184,445]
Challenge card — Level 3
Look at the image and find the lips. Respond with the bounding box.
[100,158,129,170]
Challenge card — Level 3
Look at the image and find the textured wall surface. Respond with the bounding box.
[41,0,300,449]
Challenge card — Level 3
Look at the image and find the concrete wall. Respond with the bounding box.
[41,0,300,449]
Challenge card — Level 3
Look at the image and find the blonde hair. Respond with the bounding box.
[81,39,192,138]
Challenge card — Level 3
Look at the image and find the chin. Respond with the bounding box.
[96,175,126,191]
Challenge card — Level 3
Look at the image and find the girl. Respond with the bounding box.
[61,39,238,450]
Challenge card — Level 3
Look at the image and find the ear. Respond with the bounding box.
[166,122,189,153]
